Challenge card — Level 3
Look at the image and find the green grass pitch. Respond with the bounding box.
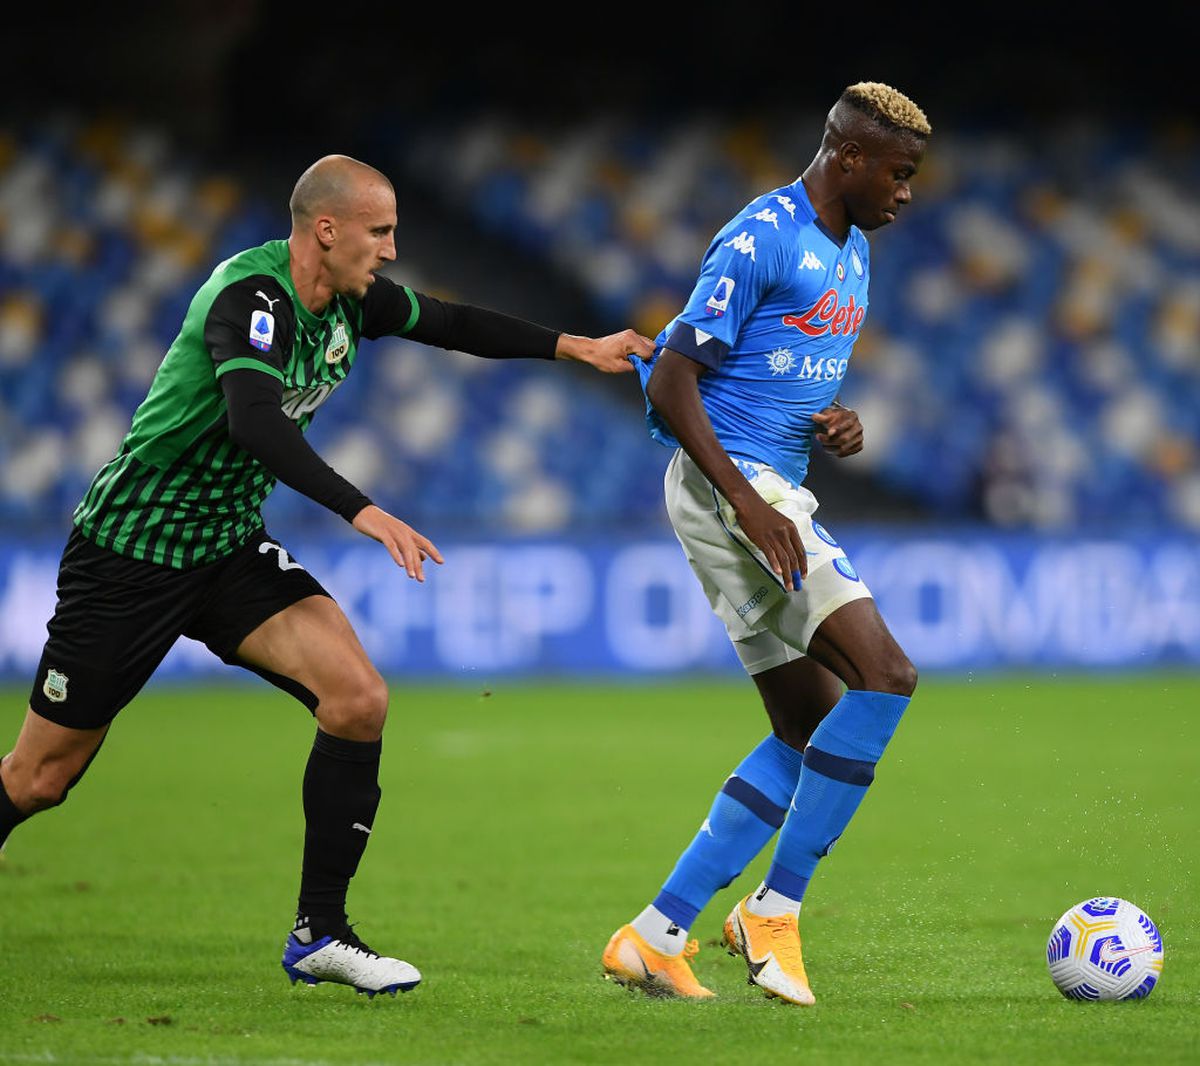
[0,675,1196,1065]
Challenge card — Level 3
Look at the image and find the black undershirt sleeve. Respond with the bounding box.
[221,369,373,524]
[359,275,559,359]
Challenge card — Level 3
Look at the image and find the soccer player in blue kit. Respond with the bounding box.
[602,83,931,1004]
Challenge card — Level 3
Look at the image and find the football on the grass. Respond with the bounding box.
[1047,897,1163,1001]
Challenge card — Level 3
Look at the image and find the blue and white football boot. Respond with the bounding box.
[282,919,421,997]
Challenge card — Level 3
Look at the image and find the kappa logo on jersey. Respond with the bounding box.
[851,248,864,278]
[782,290,866,338]
[255,290,281,311]
[705,276,736,317]
[774,195,797,220]
[800,250,825,271]
[43,668,68,703]
[747,207,779,229]
[324,322,349,365]
[722,231,757,261]
[249,310,275,352]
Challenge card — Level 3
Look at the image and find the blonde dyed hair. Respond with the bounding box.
[842,82,931,137]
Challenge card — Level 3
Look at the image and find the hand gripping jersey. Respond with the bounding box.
[74,240,423,569]
[636,179,870,488]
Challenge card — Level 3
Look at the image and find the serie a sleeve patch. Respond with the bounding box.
[249,310,275,352]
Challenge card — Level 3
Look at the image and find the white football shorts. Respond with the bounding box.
[664,449,872,674]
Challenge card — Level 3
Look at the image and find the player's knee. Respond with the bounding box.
[20,766,73,813]
[770,722,811,752]
[322,668,389,738]
[848,645,917,698]
[870,652,917,698]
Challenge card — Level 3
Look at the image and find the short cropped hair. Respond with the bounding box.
[289,155,391,224]
[841,82,932,138]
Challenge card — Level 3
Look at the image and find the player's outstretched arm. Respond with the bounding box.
[811,401,863,457]
[648,349,807,590]
[351,505,443,582]
[361,278,653,371]
[555,330,655,374]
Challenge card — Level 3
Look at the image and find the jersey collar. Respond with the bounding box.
[793,178,850,250]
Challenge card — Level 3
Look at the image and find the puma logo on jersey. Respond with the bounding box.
[255,290,281,311]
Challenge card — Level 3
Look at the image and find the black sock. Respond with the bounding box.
[0,768,28,850]
[297,729,382,931]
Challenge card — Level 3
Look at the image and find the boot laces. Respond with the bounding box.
[762,915,802,967]
[333,924,380,959]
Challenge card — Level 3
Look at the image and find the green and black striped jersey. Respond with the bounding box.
[73,239,421,569]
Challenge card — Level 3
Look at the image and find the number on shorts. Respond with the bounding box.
[258,542,306,571]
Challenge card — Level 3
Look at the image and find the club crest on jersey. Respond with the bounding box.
[249,311,275,352]
[851,248,864,278]
[43,668,68,703]
[324,322,349,365]
[705,276,735,317]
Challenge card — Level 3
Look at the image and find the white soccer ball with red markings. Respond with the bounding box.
[1046,897,1163,1001]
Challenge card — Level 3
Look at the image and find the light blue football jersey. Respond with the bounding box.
[635,179,870,488]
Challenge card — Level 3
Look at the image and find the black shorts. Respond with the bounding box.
[30,526,331,730]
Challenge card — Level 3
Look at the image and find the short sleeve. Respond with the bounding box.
[664,207,795,370]
[205,275,293,381]
[358,274,420,340]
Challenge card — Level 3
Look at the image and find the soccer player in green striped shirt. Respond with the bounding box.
[0,155,654,996]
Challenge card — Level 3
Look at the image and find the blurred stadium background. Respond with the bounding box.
[2,3,1197,681]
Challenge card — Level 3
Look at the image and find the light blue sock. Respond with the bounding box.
[653,735,804,929]
[765,690,910,903]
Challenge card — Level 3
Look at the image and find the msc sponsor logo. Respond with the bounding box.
[765,346,798,376]
[782,289,866,338]
[737,585,771,618]
[796,355,849,381]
